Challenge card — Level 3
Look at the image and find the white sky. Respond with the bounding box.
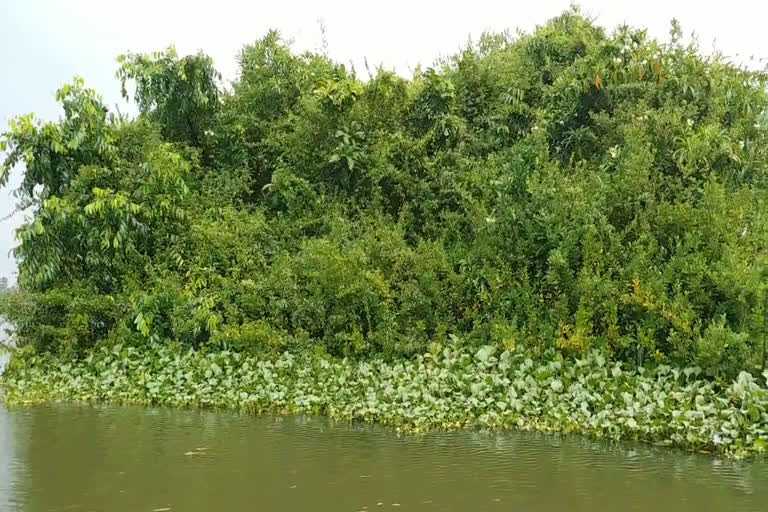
[1,0,767,283]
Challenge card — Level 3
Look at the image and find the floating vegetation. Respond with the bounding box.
[2,344,767,458]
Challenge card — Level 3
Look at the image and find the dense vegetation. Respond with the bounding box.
[1,10,767,384]
[3,343,767,457]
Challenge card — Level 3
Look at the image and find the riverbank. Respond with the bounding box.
[2,344,767,458]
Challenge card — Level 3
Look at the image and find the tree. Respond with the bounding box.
[0,78,116,209]
[1,11,767,378]
[116,47,221,147]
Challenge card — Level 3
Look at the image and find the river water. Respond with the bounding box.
[0,403,767,512]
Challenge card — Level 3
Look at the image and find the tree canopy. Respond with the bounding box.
[1,10,767,379]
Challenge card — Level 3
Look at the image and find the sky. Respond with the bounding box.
[1,0,768,284]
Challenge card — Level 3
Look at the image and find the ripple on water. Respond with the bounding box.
[0,406,766,512]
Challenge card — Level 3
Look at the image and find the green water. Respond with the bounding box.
[0,403,767,512]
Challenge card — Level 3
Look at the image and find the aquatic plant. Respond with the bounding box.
[3,344,766,458]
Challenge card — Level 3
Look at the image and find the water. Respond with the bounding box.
[0,405,767,511]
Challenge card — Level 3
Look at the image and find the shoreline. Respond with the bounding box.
[2,344,767,458]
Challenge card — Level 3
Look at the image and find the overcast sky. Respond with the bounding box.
[2,0,767,283]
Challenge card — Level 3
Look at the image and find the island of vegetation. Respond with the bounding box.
[1,9,766,457]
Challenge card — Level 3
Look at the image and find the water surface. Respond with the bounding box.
[0,403,766,511]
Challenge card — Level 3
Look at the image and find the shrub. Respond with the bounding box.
[1,8,766,378]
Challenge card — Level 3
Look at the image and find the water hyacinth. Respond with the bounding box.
[2,344,767,458]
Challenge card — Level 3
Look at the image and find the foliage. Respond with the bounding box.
[0,78,116,207]
[2,344,767,458]
[116,47,221,147]
[1,9,768,379]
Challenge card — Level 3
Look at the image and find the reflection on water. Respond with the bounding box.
[0,404,766,512]
[0,403,20,509]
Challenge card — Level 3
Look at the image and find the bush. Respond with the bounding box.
[1,8,767,378]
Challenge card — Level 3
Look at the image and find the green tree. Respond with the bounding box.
[0,78,116,209]
[116,47,221,147]
[1,10,767,378]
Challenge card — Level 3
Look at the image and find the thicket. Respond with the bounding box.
[1,10,767,380]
